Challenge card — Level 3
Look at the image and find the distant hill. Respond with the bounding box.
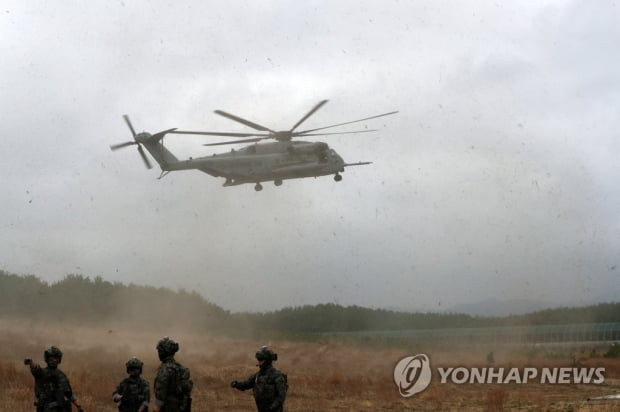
[448,298,557,317]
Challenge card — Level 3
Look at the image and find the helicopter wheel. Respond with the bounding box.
[334,173,343,182]
[255,183,263,191]
[274,179,283,186]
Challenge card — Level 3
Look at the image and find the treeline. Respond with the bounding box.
[0,271,229,331]
[231,304,480,334]
[1,271,619,337]
[232,302,620,334]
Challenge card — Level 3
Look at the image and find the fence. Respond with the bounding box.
[324,322,620,345]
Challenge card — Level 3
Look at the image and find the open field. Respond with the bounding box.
[1,318,619,411]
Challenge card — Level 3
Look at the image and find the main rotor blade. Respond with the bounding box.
[137,145,152,169]
[169,130,269,138]
[295,129,377,137]
[214,110,275,133]
[289,99,328,132]
[203,137,269,146]
[110,141,136,151]
[123,115,137,138]
[297,111,398,134]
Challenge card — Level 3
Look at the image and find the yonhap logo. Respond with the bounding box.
[393,354,432,397]
[393,353,606,398]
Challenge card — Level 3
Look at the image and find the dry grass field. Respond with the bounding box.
[1,318,619,411]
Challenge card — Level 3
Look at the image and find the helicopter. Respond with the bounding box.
[110,100,397,191]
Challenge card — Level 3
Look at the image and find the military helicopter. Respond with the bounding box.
[110,100,397,191]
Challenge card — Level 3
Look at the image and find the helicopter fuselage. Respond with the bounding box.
[163,141,345,186]
[112,100,392,190]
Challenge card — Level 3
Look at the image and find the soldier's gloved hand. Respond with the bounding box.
[113,394,123,402]
[230,380,238,388]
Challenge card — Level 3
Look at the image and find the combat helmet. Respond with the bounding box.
[255,346,277,363]
[156,337,179,360]
[44,346,63,364]
[126,357,143,374]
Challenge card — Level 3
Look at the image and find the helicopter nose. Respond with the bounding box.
[313,142,329,154]
[314,142,330,162]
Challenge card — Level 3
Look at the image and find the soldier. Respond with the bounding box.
[487,351,495,366]
[231,346,288,412]
[152,337,193,412]
[113,357,150,411]
[25,346,83,412]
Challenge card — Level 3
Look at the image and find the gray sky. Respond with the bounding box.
[2,0,619,312]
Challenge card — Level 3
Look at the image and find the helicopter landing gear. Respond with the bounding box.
[334,173,343,182]
[254,182,263,191]
[274,179,283,186]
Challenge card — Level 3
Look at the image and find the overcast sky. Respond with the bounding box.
[1,0,619,312]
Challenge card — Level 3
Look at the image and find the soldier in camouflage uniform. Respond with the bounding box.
[152,337,193,412]
[25,346,83,412]
[231,346,288,412]
[112,357,150,411]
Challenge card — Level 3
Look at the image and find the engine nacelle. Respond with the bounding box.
[287,142,329,155]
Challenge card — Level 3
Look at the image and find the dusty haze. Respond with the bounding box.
[1,1,619,313]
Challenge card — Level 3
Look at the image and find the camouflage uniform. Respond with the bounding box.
[113,357,150,412]
[31,366,75,412]
[232,347,287,412]
[154,337,193,412]
[29,347,78,412]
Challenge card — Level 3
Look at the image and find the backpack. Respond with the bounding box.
[173,362,193,410]
[118,377,148,410]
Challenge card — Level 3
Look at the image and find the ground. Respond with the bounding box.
[1,318,619,411]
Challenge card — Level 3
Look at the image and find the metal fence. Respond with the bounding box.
[324,322,620,344]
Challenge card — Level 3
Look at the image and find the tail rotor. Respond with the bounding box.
[110,115,153,169]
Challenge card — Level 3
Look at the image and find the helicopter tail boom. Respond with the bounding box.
[110,115,180,171]
[141,134,179,170]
